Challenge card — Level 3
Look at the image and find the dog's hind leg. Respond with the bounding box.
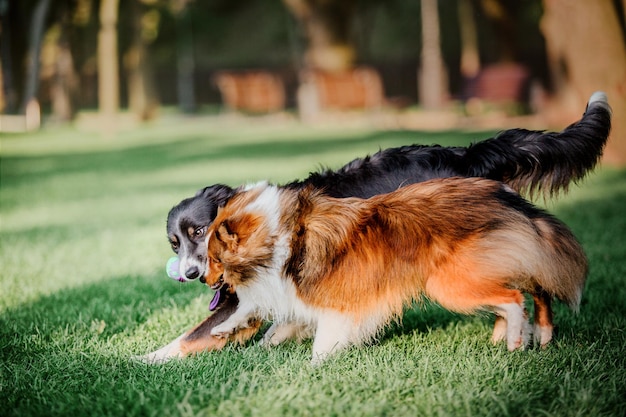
[493,301,530,351]
[426,270,530,350]
[532,290,554,348]
[491,316,508,345]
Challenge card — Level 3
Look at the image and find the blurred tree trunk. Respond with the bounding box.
[480,0,517,62]
[50,6,79,122]
[282,0,356,71]
[50,42,77,121]
[458,0,480,80]
[418,0,448,109]
[541,0,626,165]
[98,0,119,125]
[21,0,50,113]
[0,1,13,113]
[174,3,196,113]
[125,0,159,121]
[0,57,4,113]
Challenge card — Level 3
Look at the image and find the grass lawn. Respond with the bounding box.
[1,116,625,417]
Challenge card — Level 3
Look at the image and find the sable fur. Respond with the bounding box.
[205,179,587,362]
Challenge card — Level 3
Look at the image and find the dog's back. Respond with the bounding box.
[289,178,587,341]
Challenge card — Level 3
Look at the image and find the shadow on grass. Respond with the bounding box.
[0,274,207,360]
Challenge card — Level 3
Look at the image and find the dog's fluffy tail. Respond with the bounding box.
[533,215,588,311]
[463,91,612,198]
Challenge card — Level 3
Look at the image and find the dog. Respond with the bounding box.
[204,178,588,364]
[140,91,609,363]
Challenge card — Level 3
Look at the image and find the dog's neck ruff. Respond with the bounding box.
[232,184,320,325]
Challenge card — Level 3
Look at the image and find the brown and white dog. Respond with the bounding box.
[204,179,587,364]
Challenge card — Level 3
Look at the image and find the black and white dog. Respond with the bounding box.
[140,92,611,363]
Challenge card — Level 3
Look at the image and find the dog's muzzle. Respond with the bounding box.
[185,266,201,280]
[209,275,224,290]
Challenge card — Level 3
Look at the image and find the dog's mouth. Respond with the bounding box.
[209,283,230,311]
[209,274,224,291]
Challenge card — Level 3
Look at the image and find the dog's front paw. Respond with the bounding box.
[132,334,185,364]
[132,351,180,365]
[210,323,236,339]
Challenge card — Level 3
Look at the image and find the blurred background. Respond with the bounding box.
[1,0,624,163]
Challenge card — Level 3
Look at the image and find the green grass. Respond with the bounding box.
[1,117,625,417]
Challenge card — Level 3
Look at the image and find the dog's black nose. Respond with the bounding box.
[185,266,200,280]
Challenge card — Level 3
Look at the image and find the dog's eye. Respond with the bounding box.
[169,237,179,253]
[193,227,206,238]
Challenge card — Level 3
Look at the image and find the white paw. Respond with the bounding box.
[310,353,327,367]
[132,351,180,365]
[132,334,184,364]
[490,316,507,344]
[533,324,553,348]
[210,322,236,338]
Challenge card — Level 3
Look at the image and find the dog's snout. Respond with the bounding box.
[185,266,200,280]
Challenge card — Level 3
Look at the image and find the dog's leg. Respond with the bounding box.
[134,332,187,364]
[532,291,554,348]
[490,316,508,345]
[311,311,354,365]
[426,271,530,350]
[137,317,262,364]
[494,302,530,351]
[210,303,256,338]
[134,317,234,364]
[135,292,262,364]
[261,321,314,347]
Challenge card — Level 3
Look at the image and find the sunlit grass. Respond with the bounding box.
[1,117,625,416]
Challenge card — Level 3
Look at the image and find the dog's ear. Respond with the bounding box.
[196,184,235,207]
[216,220,239,253]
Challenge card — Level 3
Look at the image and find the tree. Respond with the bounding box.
[98,0,120,126]
[45,4,79,122]
[125,0,160,121]
[541,0,626,165]
[282,0,356,71]
[458,0,480,80]
[418,0,447,109]
[172,0,196,113]
[21,0,50,113]
[0,0,15,113]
